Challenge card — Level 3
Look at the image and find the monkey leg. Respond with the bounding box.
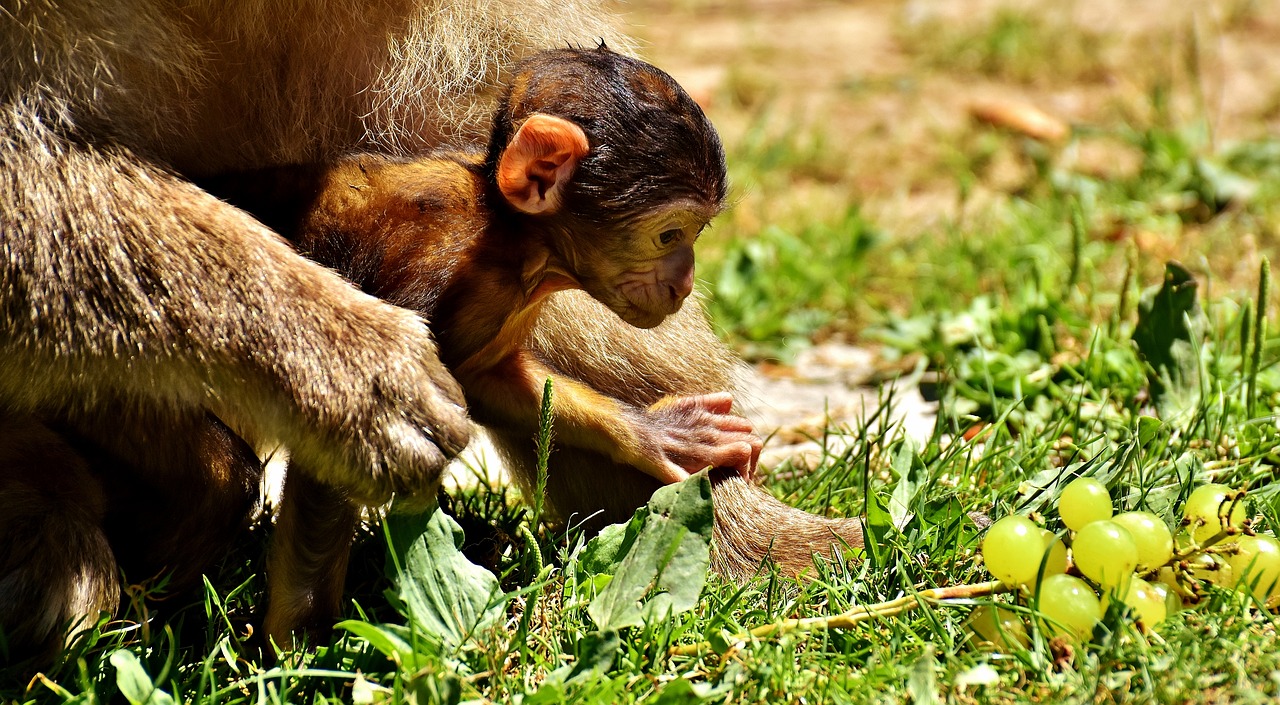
[262,470,362,652]
[57,409,266,590]
[0,416,120,664]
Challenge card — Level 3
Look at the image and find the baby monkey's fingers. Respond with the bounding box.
[710,413,755,434]
[707,436,760,478]
[690,400,761,477]
[638,391,762,484]
[664,427,761,478]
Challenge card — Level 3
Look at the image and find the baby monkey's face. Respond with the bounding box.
[490,48,727,329]
[572,202,714,330]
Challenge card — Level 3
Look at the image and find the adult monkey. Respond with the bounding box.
[0,0,616,660]
[0,0,863,659]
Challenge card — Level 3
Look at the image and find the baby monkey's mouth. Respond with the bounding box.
[615,276,690,327]
[612,298,684,329]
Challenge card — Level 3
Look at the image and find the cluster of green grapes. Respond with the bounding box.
[972,477,1280,646]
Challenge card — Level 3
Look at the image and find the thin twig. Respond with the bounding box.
[670,580,1005,656]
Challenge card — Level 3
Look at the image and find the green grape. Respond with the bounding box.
[1072,520,1138,588]
[1104,577,1167,629]
[1183,484,1247,544]
[1149,579,1182,616]
[1128,579,1168,628]
[1037,574,1102,639]
[968,605,1028,648]
[1227,534,1280,600]
[1113,511,1174,570]
[1039,529,1069,577]
[1025,530,1069,589]
[1058,477,1112,531]
[983,515,1044,586]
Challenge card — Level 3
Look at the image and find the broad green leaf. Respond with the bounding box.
[337,620,426,663]
[523,676,632,705]
[578,515,637,579]
[649,677,727,704]
[569,630,621,682]
[1132,262,1206,422]
[407,672,463,705]
[109,650,174,705]
[864,488,893,566]
[385,507,505,652]
[522,683,569,705]
[707,631,731,656]
[1195,157,1257,208]
[1136,415,1163,447]
[586,472,713,630]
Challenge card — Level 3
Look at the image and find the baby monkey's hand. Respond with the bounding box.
[632,392,762,484]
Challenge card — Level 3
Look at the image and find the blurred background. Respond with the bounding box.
[610,0,1280,363]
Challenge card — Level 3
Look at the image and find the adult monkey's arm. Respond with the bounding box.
[0,0,627,660]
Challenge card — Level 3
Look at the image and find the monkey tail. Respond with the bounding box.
[708,468,866,581]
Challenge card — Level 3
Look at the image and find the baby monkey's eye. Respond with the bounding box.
[659,228,681,245]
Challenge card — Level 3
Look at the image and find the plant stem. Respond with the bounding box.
[532,378,554,529]
[1247,257,1270,411]
[669,580,1005,656]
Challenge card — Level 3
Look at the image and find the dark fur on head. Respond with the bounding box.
[485,46,727,229]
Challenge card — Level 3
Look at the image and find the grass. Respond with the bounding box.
[901,7,1116,86]
[8,2,1280,703]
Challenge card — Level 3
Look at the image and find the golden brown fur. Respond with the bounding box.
[0,0,624,661]
[2,0,631,172]
[209,50,863,649]
[0,418,117,664]
[0,0,861,661]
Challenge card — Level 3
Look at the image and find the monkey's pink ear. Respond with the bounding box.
[497,114,590,214]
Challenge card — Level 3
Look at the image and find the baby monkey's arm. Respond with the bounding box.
[463,352,761,484]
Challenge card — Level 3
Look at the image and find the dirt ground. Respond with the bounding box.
[620,0,1280,209]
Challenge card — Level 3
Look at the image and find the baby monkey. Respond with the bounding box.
[216,46,765,644]
[301,46,759,484]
